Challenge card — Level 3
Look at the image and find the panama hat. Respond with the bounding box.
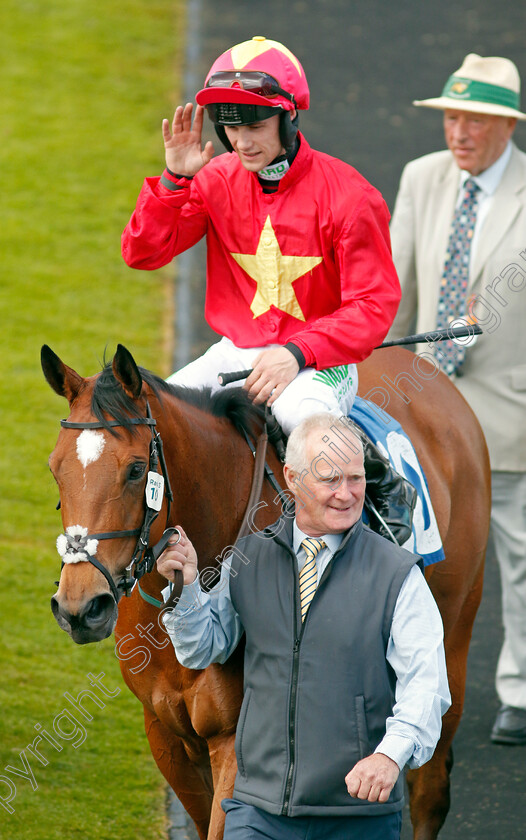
[413,53,526,120]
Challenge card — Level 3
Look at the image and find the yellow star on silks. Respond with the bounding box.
[231,216,323,321]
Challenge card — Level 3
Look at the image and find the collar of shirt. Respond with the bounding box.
[457,139,513,201]
[293,520,343,578]
[455,140,512,261]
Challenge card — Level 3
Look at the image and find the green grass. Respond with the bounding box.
[0,1,184,836]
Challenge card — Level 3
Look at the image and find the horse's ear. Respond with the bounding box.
[41,345,84,404]
[112,344,143,400]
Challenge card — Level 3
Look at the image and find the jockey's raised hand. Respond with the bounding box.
[162,103,215,176]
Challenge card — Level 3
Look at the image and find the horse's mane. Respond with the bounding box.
[91,362,266,439]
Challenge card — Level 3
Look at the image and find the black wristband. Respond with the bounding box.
[284,342,306,371]
[166,166,193,180]
[160,174,185,191]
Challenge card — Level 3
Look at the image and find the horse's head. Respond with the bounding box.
[42,344,168,644]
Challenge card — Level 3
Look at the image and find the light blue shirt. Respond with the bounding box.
[162,524,451,772]
[457,139,512,263]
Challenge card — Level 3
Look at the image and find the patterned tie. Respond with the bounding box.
[436,177,480,376]
[299,538,326,621]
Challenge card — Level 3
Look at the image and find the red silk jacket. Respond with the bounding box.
[122,134,401,369]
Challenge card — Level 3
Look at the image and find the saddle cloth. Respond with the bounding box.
[350,396,445,566]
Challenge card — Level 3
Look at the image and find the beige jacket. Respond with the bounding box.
[389,143,526,471]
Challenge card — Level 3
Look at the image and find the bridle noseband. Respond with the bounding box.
[56,400,177,602]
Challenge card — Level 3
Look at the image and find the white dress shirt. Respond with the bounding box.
[162,523,451,772]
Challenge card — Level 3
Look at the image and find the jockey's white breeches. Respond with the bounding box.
[167,337,358,436]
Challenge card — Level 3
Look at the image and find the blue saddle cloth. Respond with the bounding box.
[350,396,445,566]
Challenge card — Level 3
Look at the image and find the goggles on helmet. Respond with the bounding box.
[205,70,295,103]
[206,102,280,126]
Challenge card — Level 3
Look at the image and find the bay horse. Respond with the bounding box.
[41,343,490,840]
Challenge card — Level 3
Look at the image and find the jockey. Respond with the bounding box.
[122,36,416,543]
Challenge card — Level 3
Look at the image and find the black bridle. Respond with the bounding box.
[57,401,176,602]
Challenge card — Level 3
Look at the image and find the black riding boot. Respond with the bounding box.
[353,425,417,545]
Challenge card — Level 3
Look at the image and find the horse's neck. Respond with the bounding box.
[161,399,253,560]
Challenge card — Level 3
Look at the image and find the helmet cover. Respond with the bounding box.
[196,36,310,112]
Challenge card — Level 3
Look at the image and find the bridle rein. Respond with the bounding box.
[55,394,286,610]
[56,400,178,603]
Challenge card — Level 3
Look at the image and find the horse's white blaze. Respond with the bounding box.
[76,429,106,468]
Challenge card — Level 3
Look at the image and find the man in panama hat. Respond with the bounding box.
[388,53,526,745]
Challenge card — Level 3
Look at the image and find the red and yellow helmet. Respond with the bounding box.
[196,36,310,115]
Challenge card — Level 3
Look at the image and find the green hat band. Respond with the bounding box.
[442,75,520,110]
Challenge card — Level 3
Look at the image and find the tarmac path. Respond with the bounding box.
[167,3,526,837]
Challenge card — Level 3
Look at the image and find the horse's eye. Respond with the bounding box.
[127,462,147,481]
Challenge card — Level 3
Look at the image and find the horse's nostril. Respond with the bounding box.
[51,595,74,634]
[50,592,117,644]
[50,595,60,618]
[84,593,117,625]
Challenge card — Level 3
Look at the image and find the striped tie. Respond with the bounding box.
[299,538,326,621]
